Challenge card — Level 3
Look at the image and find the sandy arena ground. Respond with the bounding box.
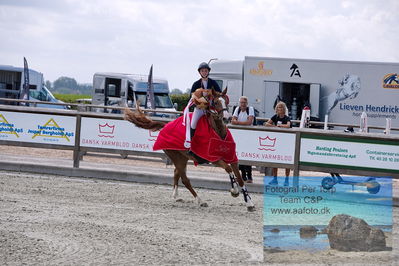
[0,171,264,265]
[1,171,398,266]
[0,146,398,265]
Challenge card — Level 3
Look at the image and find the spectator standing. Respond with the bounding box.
[264,101,291,186]
[231,96,255,183]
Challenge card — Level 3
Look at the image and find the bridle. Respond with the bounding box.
[207,97,225,121]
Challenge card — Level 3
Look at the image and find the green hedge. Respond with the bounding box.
[170,94,190,111]
[54,94,91,103]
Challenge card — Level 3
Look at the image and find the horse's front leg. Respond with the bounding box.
[228,172,240,197]
[231,163,255,212]
[213,160,239,197]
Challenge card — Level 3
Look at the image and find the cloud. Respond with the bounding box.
[0,0,398,90]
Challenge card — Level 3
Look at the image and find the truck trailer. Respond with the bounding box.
[92,72,176,116]
[0,65,66,109]
[209,56,399,128]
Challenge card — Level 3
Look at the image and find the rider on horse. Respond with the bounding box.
[124,64,255,211]
[184,62,221,149]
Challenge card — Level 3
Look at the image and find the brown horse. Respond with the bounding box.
[124,89,255,211]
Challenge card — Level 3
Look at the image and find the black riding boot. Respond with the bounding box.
[190,128,196,139]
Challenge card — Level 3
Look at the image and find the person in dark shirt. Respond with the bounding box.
[184,62,221,148]
[265,101,291,186]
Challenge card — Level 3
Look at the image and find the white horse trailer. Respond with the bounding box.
[0,65,66,109]
[92,72,176,116]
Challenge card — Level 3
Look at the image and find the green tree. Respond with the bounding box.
[170,94,190,111]
[53,76,78,91]
[170,88,183,95]
[51,76,92,94]
[45,80,52,90]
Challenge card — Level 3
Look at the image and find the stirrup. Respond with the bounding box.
[184,140,191,148]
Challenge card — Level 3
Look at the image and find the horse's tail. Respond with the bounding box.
[124,106,166,131]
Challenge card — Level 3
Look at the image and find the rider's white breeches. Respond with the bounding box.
[184,107,205,148]
[190,107,205,129]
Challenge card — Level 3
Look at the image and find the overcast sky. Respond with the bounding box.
[1,0,398,91]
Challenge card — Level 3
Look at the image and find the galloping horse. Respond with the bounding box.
[324,74,361,115]
[124,89,255,211]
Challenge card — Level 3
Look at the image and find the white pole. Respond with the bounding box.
[359,112,368,133]
[385,118,391,135]
[299,107,310,128]
[324,115,328,130]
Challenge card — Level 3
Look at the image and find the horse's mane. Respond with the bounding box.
[207,110,227,139]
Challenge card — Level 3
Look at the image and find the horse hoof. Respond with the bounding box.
[175,198,184,202]
[230,191,239,198]
[230,188,239,197]
[200,202,208,207]
[247,206,255,212]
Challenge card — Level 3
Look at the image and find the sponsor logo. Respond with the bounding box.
[258,136,276,151]
[249,61,273,76]
[383,73,399,89]
[30,118,72,141]
[148,130,159,141]
[0,114,21,137]
[290,63,301,77]
[98,122,115,138]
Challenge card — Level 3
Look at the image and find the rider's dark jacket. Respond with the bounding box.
[191,78,221,93]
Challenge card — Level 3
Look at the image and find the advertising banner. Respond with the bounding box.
[80,117,162,153]
[300,134,399,173]
[80,119,296,163]
[0,111,76,145]
[230,129,296,164]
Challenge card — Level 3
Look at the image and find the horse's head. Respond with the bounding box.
[337,74,361,100]
[206,87,228,139]
[209,87,229,121]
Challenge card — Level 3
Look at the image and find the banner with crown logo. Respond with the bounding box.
[230,129,296,164]
[80,117,162,153]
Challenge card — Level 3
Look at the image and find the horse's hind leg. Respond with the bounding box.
[172,168,180,200]
[164,150,206,206]
[164,150,183,200]
[179,170,207,207]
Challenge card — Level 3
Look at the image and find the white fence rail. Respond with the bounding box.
[1,104,398,180]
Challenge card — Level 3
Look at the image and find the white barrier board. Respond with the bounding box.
[0,111,76,145]
[80,117,162,153]
[80,117,296,162]
[230,129,296,164]
[300,135,399,172]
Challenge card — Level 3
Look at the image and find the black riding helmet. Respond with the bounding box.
[198,62,211,72]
